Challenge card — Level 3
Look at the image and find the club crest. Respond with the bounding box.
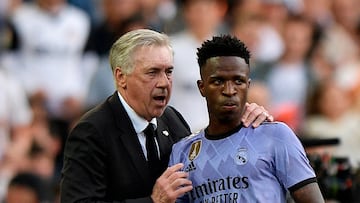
[234,147,248,165]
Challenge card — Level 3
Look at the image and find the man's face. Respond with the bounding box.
[197,56,250,124]
[116,45,173,121]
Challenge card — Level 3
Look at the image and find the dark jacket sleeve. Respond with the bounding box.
[61,122,157,203]
[60,122,108,203]
[60,105,190,203]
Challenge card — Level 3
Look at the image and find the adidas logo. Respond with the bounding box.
[184,161,197,172]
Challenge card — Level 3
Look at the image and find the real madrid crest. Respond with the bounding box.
[234,147,248,165]
[189,140,202,161]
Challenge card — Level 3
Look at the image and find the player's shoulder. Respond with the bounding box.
[255,121,295,137]
[176,131,203,145]
[255,121,301,145]
[258,121,291,129]
[185,131,203,141]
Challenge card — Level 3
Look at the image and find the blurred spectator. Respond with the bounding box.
[247,81,272,113]
[229,0,291,64]
[0,67,33,202]
[307,39,335,84]
[320,0,360,67]
[320,0,360,107]
[303,79,360,202]
[227,0,263,23]
[85,0,142,57]
[67,0,99,26]
[300,0,333,30]
[0,17,32,160]
[0,115,66,203]
[169,0,228,132]
[303,79,360,169]
[5,172,53,203]
[229,0,288,82]
[231,15,263,55]
[140,0,178,32]
[0,71,32,152]
[0,9,32,202]
[323,0,360,120]
[0,22,18,55]
[84,0,146,108]
[265,15,317,132]
[253,0,288,63]
[0,0,22,17]
[3,0,90,124]
[29,118,66,180]
[231,14,269,80]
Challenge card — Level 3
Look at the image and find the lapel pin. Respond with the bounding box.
[162,130,169,136]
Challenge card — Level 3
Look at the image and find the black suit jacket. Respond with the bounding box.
[60,92,191,203]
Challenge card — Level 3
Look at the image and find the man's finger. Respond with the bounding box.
[162,163,184,178]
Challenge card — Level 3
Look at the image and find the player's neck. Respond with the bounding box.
[205,123,243,140]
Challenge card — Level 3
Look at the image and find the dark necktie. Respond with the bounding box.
[144,124,162,181]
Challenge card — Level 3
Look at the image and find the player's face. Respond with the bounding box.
[116,45,173,121]
[197,56,250,125]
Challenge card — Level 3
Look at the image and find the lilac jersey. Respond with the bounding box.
[169,122,316,203]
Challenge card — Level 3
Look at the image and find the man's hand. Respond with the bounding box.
[242,102,274,128]
[151,163,193,203]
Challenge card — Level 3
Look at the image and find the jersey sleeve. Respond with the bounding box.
[273,123,317,191]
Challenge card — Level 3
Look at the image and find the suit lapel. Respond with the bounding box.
[155,120,170,157]
[156,118,177,170]
[108,93,152,184]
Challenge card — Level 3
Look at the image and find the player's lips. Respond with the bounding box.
[221,100,238,109]
[223,100,238,106]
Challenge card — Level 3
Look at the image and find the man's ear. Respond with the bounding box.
[197,80,205,97]
[115,67,127,89]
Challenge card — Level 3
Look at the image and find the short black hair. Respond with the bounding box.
[8,173,45,201]
[196,34,251,68]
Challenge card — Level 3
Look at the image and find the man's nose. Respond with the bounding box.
[157,72,171,87]
[222,81,237,95]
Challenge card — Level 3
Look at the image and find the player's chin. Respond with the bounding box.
[218,109,242,121]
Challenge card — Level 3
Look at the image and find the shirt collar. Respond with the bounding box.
[117,91,157,133]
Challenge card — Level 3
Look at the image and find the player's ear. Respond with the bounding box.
[197,80,205,97]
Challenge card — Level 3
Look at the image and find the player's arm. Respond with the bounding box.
[291,182,325,203]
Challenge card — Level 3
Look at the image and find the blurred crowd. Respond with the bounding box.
[0,0,360,202]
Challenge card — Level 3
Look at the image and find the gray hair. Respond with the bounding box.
[109,29,173,75]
